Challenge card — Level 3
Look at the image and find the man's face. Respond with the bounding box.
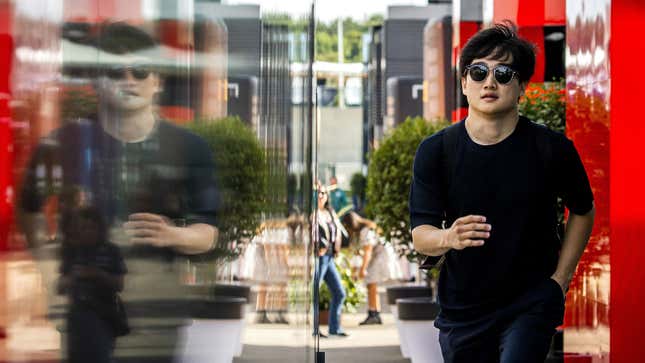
[96,57,160,112]
[461,54,526,118]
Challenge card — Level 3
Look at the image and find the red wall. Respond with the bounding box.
[609,0,645,361]
[565,0,610,359]
[0,1,13,252]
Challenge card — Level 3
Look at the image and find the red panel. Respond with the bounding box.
[544,0,565,25]
[492,0,565,27]
[452,21,480,122]
[64,0,142,22]
[493,0,544,26]
[0,1,13,252]
[493,0,520,24]
[610,0,645,361]
[565,0,611,360]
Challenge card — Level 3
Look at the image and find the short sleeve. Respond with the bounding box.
[359,228,377,247]
[555,136,594,215]
[409,134,445,230]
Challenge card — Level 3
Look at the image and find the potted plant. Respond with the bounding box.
[365,116,449,358]
[183,116,267,359]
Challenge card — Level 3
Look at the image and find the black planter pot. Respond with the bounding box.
[386,285,432,306]
[186,283,251,303]
[212,283,252,302]
[396,297,440,320]
[190,296,247,320]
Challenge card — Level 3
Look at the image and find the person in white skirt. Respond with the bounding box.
[342,211,388,325]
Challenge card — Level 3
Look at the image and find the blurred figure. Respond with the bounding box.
[18,22,219,362]
[253,220,290,324]
[327,176,349,215]
[313,184,348,337]
[58,206,126,363]
[341,211,384,325]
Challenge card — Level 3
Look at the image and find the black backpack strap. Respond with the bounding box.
[528,117,552,176]
[419,121,461,270]
[527,117,563,241]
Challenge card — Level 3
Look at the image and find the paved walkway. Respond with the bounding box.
[235,312,410,363]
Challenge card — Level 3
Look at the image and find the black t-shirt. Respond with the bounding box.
[409,117,593,320]
[20,118,219,229]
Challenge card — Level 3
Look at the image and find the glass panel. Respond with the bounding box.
[2,1,314,362]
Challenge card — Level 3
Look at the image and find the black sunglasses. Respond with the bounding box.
[105,65,151,80]
[464,63,519,85]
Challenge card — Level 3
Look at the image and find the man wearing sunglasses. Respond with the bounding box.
[410,23,595,362]
[19,22,219,362]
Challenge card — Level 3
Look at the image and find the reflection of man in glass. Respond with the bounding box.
[19,22,219,361]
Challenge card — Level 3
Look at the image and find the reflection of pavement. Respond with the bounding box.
[0,251,60,362]
[0,252,409,362]
[236,313,410,363]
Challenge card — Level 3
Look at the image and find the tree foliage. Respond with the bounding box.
[187,117,268,258]
[366,117,449,260]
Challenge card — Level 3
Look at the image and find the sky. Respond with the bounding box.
[225,0,428,22]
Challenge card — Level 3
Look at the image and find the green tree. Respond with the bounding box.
[366,117,449,261]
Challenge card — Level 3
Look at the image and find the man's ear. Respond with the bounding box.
[518,81,528,102]
[461,76,467,96]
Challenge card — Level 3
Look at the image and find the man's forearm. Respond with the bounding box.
[412,225,450,256]
[174,223,218,254]
[552,205,596,289]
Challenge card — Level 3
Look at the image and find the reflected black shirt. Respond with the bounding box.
[21,118,219,228]
[409,117,593,320]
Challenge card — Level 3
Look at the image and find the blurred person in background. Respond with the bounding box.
[328,176,349,215]
[341,211,385,325]
[18,22,219,362]
[313,184,348,338]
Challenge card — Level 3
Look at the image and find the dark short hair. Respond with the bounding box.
[459,21,536,83]
[95,21,157,55]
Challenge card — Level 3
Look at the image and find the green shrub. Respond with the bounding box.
[519,79,565,133]
[366,116,449,261]
[187,116,267,258]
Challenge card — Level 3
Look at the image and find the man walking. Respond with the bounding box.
[409,23,595,362]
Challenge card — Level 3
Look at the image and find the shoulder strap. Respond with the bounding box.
[527,118,564,241]
[529,118,553,176]
[419,121,461,271]
[441,121,461,226]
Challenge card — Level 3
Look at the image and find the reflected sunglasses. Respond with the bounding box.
[105,65,151,80]
[464,63,519,85]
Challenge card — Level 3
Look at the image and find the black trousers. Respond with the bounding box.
[436,278,565,363]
